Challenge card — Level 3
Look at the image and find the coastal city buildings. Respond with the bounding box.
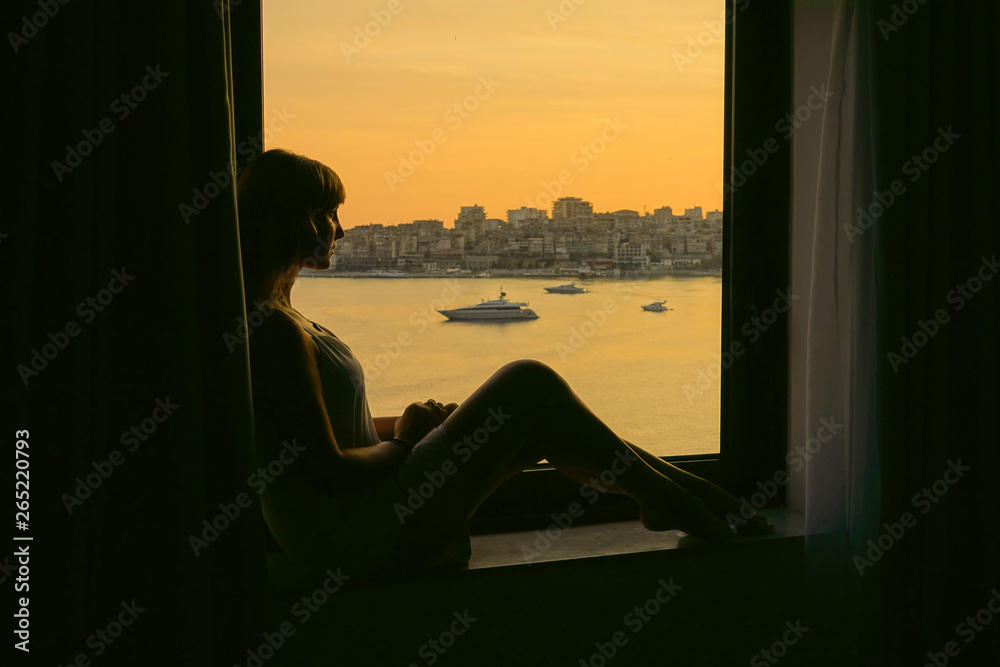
[326,197,722,276]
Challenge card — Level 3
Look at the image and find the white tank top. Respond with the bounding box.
[296,315,381,451]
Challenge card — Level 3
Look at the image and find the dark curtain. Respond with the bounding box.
[863,0,1000,662]
[5,1,266,664]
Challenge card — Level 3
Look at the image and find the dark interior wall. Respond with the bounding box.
[263,539,821,667]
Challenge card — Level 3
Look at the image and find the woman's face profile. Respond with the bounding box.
[302,207,345,270]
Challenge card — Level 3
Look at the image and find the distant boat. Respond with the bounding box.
[438,290,539,321]
[641,300,671,312]
[369,269,408,278]
[544,282,588,294]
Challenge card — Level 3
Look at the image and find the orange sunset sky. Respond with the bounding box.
[263,0,725,229]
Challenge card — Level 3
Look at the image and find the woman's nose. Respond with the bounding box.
[334,223,345,240]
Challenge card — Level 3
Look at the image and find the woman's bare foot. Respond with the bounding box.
[619,441,776,537]
[667,470,775,537]
[639,483,734,544]
[733,513,775,537]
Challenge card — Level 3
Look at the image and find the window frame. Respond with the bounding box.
[243,0,791,534]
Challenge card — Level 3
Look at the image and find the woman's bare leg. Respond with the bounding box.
[620,443,727,511]
[620,442,773,535]
[432,360,733,543]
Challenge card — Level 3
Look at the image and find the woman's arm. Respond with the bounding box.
[330,404,453,477]
[375,402,457,442]
[372,416,400,441]
[249,311,409,489]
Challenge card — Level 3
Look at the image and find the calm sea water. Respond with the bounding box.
[290,275,722,457]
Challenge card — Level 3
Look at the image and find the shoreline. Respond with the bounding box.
[300,269,723,280]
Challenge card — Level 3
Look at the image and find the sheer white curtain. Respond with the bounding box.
[788,0,880,564]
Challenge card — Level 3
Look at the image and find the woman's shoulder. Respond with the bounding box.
[248,306,323,377]
[247,306,332,445]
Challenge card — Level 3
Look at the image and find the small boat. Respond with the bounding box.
[543,282,588,294]
[369,269,408,278]
[438,290,539,321]
[641,300,670,312]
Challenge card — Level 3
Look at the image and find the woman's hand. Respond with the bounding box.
[394,399,458,445]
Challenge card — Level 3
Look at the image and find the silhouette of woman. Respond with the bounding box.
[237,149,771,576]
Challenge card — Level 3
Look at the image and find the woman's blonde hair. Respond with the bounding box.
[237,149,346,304]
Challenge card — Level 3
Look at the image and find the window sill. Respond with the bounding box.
[467,506,802,570]
[267,507,802,590]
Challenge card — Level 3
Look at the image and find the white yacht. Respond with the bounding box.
[438,290,539,321]
[543,283,588,294]
[641,300,670,312]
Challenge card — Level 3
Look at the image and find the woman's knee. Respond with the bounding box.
[497,359,567,392]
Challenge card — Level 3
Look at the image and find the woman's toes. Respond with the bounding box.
[640,508,671,532]
[641,500,732,544]
[734,515,775,537]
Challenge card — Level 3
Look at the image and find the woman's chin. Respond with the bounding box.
[304,258,333,271]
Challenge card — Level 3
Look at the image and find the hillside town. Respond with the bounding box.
[320,196,722,277]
